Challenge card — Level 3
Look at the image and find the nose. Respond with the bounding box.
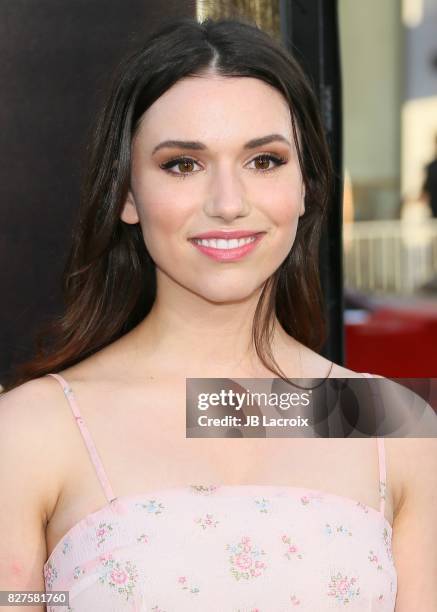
[203,162,251,221]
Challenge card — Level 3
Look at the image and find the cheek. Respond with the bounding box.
[259,183,303,232]
[130,165,188,235]
[259,186,303,265]
[274,198,301,226]
[135,191,190,256]
[256,163,303,222]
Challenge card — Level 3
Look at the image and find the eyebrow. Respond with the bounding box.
[151,133,292,155]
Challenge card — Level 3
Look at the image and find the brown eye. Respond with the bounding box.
[177,159,195,173]
[160,156,200,176]
[249,154,287,172]
[254,156,271,170]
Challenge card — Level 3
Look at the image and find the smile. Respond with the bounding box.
[192,236,256,249]
[189,233,265,261]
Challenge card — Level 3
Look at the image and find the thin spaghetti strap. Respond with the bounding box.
[361,373,387,517]
[47,372,116,504]
[376,437,387,517]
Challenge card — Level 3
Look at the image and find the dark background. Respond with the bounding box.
[0,1,196,383]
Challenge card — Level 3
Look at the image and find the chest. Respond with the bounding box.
[45,378,395,560]
[67,381,379,492]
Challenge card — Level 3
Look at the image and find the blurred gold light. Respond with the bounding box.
[402,0,424,27]
[196,0,281,40]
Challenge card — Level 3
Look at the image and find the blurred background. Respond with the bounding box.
[339,0,437,377]
[1,0,436,387]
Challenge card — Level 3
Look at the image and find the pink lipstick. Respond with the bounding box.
[188,231,265,262]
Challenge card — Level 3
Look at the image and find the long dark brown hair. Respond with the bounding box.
[4,15,333,392]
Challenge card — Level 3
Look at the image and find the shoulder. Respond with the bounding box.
[329,363,368,378]
[0,375,74,434]
[0,376,75,521]
[288,341,367,379]
[331,366,437,429]
[325,366,437,513]
[0,376,90,589]
[0,376,62,440]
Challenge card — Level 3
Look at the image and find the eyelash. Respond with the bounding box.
[159,153,288,178]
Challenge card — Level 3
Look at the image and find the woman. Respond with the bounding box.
[1,15,436,612]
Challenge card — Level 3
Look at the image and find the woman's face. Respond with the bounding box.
[121,73,305,303]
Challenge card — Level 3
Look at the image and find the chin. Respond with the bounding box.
[191,279,267,304]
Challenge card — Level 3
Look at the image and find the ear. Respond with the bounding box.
[120,190,140,224]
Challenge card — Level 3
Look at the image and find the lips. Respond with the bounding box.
[189,230,265,240]
[189,232,265,261]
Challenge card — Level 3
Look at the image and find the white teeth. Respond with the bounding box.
[193,236,257,249]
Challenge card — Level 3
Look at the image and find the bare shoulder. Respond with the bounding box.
[317,360,437,524]
[290,341,367,378]
[0,376,76,519]
[329,362,368,378]
[330,364,437,433]
[0,375,74,437]
[0,376,76,591]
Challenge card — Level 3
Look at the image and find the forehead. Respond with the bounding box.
[135,75,293,145]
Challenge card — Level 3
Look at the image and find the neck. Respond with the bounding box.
[126,272,300,377]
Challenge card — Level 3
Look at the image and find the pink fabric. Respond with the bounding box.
[44,372,397,611]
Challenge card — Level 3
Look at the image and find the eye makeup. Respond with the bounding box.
[159,153,289,178]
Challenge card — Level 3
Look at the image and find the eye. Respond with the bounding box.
[160,156,202,177]
[248,153,288,173]
[159,153,288,178]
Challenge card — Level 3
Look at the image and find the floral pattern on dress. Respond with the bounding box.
[43,560,58,590]
[43,487,397,610]
[96,521,114,547]
[281,534,303,559]
[382,527,394,564]
[226,535,267,580]
[177,576,200,593]
[98,554,139,600]
[325,523,353,537]
[136,533,149,543]
[61,537,72,555]
[356,501,370,514]
[194,513,219,529]
[368,550,383,570]
[254,497,270,513]
[135,499,165,514]
[73,565,85,580]
[300,493,323,505]
[290,594,301,606]
[327,572,360,604]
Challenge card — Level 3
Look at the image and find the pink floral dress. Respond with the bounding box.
[43,373,397,611]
